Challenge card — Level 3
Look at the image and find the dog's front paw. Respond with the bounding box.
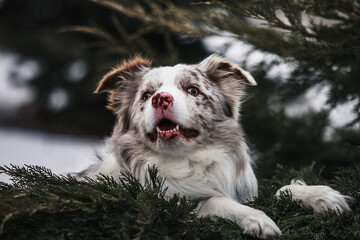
[198,197,281,239]
[276,179,352,214]
[238,207,282,239]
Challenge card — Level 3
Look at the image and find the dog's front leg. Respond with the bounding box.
[197,196,281,239]
[276,179,352,214]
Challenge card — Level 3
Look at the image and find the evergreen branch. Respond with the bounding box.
[58,25,120,46]
[0,211,18,234]
[110,14,131,44]
[345,101,360,127]
[245,12,320,40]
[89,0,153,23]
[88,0,206,37]
[345,116,360,128]
[1,164,359,239]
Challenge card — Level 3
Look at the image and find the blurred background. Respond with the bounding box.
[0,0,359,182]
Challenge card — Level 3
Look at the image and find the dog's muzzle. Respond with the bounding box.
[146,92,199,143]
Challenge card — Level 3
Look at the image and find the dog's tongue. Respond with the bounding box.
[153,118,200,141]
[158,130,179,140]
[156,118,179,140]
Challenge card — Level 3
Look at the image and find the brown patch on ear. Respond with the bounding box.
[106,92,120,111]
[94,56,152,93]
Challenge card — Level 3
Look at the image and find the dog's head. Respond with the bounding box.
[95,54,256,152]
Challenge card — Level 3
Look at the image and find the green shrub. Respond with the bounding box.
[0,164,359,240]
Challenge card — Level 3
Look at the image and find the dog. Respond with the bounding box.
[81,54,351,238]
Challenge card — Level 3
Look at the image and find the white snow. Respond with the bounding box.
[285,83,358,127]
[285,83,330,116]
[224,40,253,63]
[65,59,88,82]
[0,51,38,110]
[48,87,69,111]
[0,128,104,183]
[329,99,358,127]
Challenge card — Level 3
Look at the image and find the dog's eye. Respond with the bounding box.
[142,92,152,101]
[187,87,199,96]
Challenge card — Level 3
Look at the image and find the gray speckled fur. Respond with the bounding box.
[86,55,258,203]
[83,55,281,238]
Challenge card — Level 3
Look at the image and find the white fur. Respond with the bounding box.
[85,151,122,180]
[145,148,253,200]
[240,69,257,86]
[197,196,281,238]
[276,179,351,214]
[95,141,279,237]
[142,65,191,132]
[94,144,280,237]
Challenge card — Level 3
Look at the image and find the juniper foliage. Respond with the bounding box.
[0,164,359,240]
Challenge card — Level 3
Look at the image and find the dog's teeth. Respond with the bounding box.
[156,125,180,135]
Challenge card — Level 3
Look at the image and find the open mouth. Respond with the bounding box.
[147,118,199,142]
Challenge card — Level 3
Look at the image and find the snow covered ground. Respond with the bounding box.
[0,128,104,183]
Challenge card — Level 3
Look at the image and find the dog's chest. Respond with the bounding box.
[147,148,237,199]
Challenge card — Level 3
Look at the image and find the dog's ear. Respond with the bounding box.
[198,54,256,86]
[95,56,151,112]
[94,56,152,93]
[198,54,256,119]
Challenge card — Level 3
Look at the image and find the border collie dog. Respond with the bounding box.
[82,55,351,238]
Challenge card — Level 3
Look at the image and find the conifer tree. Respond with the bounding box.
[1,164,359,239]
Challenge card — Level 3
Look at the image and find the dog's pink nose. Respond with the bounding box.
[152,92,173,110]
